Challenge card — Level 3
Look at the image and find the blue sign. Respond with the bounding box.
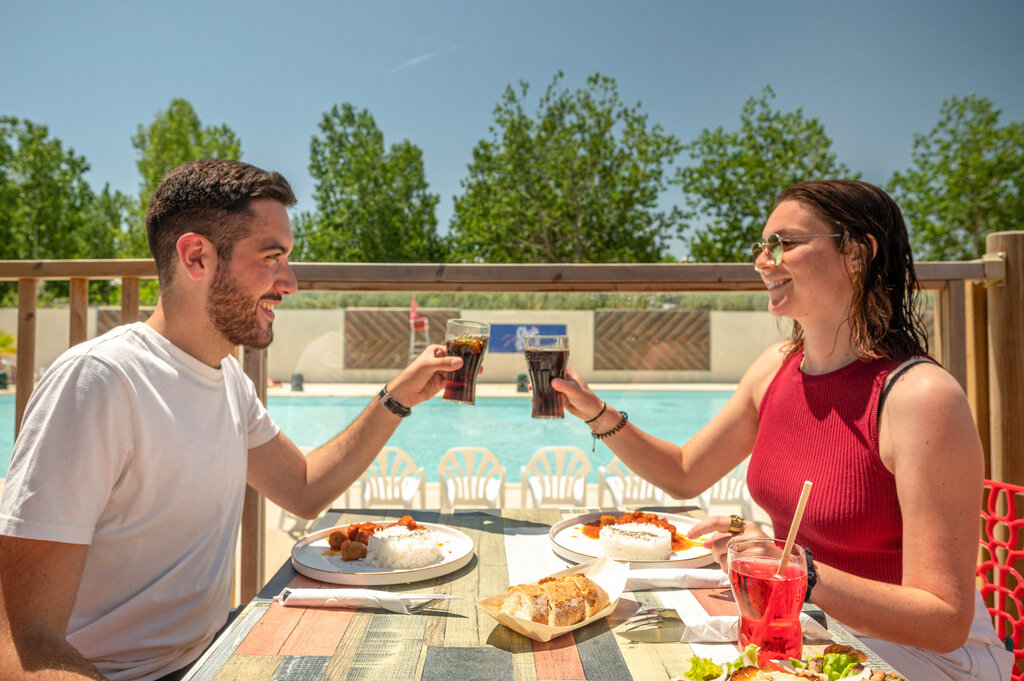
[489,324,567,353]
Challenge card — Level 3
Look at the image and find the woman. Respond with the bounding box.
[553,180,1012,679]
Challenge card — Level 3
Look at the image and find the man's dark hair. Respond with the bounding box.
[145,159,296,284]
[776,179,929,362]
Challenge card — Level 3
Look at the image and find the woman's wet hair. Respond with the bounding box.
[776,179,929,362]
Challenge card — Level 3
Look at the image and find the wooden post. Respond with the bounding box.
[69,277,89,346]
[965,281,990,475]
[15,279,37,437]
[935,280,968,391]
[239,346,268,602]
[121,277,140,324]
[985,232,1024,486]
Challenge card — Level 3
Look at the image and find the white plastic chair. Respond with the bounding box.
[597,456,667,508]
[359,446,426,508]
[520,446,592,507]
[438,447,506,508]
[697,456,755,520]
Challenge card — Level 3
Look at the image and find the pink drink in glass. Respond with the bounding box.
[728,540,808,665]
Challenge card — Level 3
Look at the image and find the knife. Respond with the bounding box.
[618,622,693,643]
[278,588,461,602]
[617,610,829,644]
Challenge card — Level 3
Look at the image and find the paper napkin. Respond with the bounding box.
[276,588,451,614]
[675,612,832,643]
[625,568,731,591]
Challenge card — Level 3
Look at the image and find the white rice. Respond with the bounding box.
[599,522,673,561]
[365,525,444,569]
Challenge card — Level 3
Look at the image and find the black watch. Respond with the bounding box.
[378,385,411,418]
[803,545,818,602]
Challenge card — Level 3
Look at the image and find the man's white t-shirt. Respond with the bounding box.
[0,322,279,681]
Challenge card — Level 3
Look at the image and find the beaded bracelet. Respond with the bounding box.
[584,401,607,424]
[591,411,628,451]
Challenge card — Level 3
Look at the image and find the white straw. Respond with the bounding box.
[777,480,813,576]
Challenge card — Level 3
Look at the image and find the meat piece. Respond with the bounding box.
[339,539,367,561]
[328,530,346,551]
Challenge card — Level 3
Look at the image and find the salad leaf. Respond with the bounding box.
[681,656,722,681]
[733,644,760,669]
[682,645,761,681]
[824,653,862,679]
[805,651,864,680]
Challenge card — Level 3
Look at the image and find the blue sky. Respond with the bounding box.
[3,1,1023,258]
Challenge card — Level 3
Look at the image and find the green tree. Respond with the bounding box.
[132,98,242,202]
[0,329,14,354]
[888,94,1024,260]
[293,103,442,262]
[449,72,682,263]
[675,86,855,262]
[124,98,242,259]
[0,116,120,304]
[125,99,242,304]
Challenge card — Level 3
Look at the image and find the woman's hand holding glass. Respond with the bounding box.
[549,367,607,424]
[688,515,770,570]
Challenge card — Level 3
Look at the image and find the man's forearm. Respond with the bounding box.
[4,628,107,680]
[302,396,404,512]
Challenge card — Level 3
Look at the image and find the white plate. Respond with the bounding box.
[291,521,474,585]
[549,512,714,568]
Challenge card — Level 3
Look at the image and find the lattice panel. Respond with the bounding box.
[594,309,710,371]
[96,308,153,335]
[346,309,459,369]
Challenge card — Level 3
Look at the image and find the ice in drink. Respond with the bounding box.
[443,319,490,405]
[524,335,569,419]
[728,539,807,665]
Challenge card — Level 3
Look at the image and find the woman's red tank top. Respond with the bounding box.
[747,350,904,585]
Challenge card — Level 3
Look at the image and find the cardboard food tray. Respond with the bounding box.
[476,556,628,642]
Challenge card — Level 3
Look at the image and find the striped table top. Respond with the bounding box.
[182,507,902,681]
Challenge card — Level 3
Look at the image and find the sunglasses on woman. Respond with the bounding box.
[750,233,843,268]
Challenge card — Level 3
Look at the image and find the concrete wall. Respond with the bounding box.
[0,307,789,385]
[0,308,97,380]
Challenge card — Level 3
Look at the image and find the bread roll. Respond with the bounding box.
[498,574,609,626]
[537,576,586,626]
[563,573,610,618]
[499,584,549,623]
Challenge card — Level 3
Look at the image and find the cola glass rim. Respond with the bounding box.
[523,334,568,350]
[445,318,490,339]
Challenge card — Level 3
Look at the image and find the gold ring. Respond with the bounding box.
[728,514,744,535]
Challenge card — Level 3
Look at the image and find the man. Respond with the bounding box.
[0,159,461,681]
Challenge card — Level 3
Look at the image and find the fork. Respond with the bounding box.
[622,607,682,631]
[407,597,447,613]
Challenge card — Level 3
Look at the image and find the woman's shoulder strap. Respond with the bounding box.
[877,356,938,418]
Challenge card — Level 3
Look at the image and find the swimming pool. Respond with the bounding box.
[1,390,733,480]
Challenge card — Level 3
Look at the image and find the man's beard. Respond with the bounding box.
[206,264,275,349]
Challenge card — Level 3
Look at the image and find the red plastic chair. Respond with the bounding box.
[978,479,1024,680]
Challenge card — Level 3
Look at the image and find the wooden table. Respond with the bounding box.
[182,507,903,680]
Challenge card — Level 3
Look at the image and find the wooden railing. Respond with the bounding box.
[2,232,1020,603]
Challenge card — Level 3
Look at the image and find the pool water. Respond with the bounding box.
[1,390,733,481]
